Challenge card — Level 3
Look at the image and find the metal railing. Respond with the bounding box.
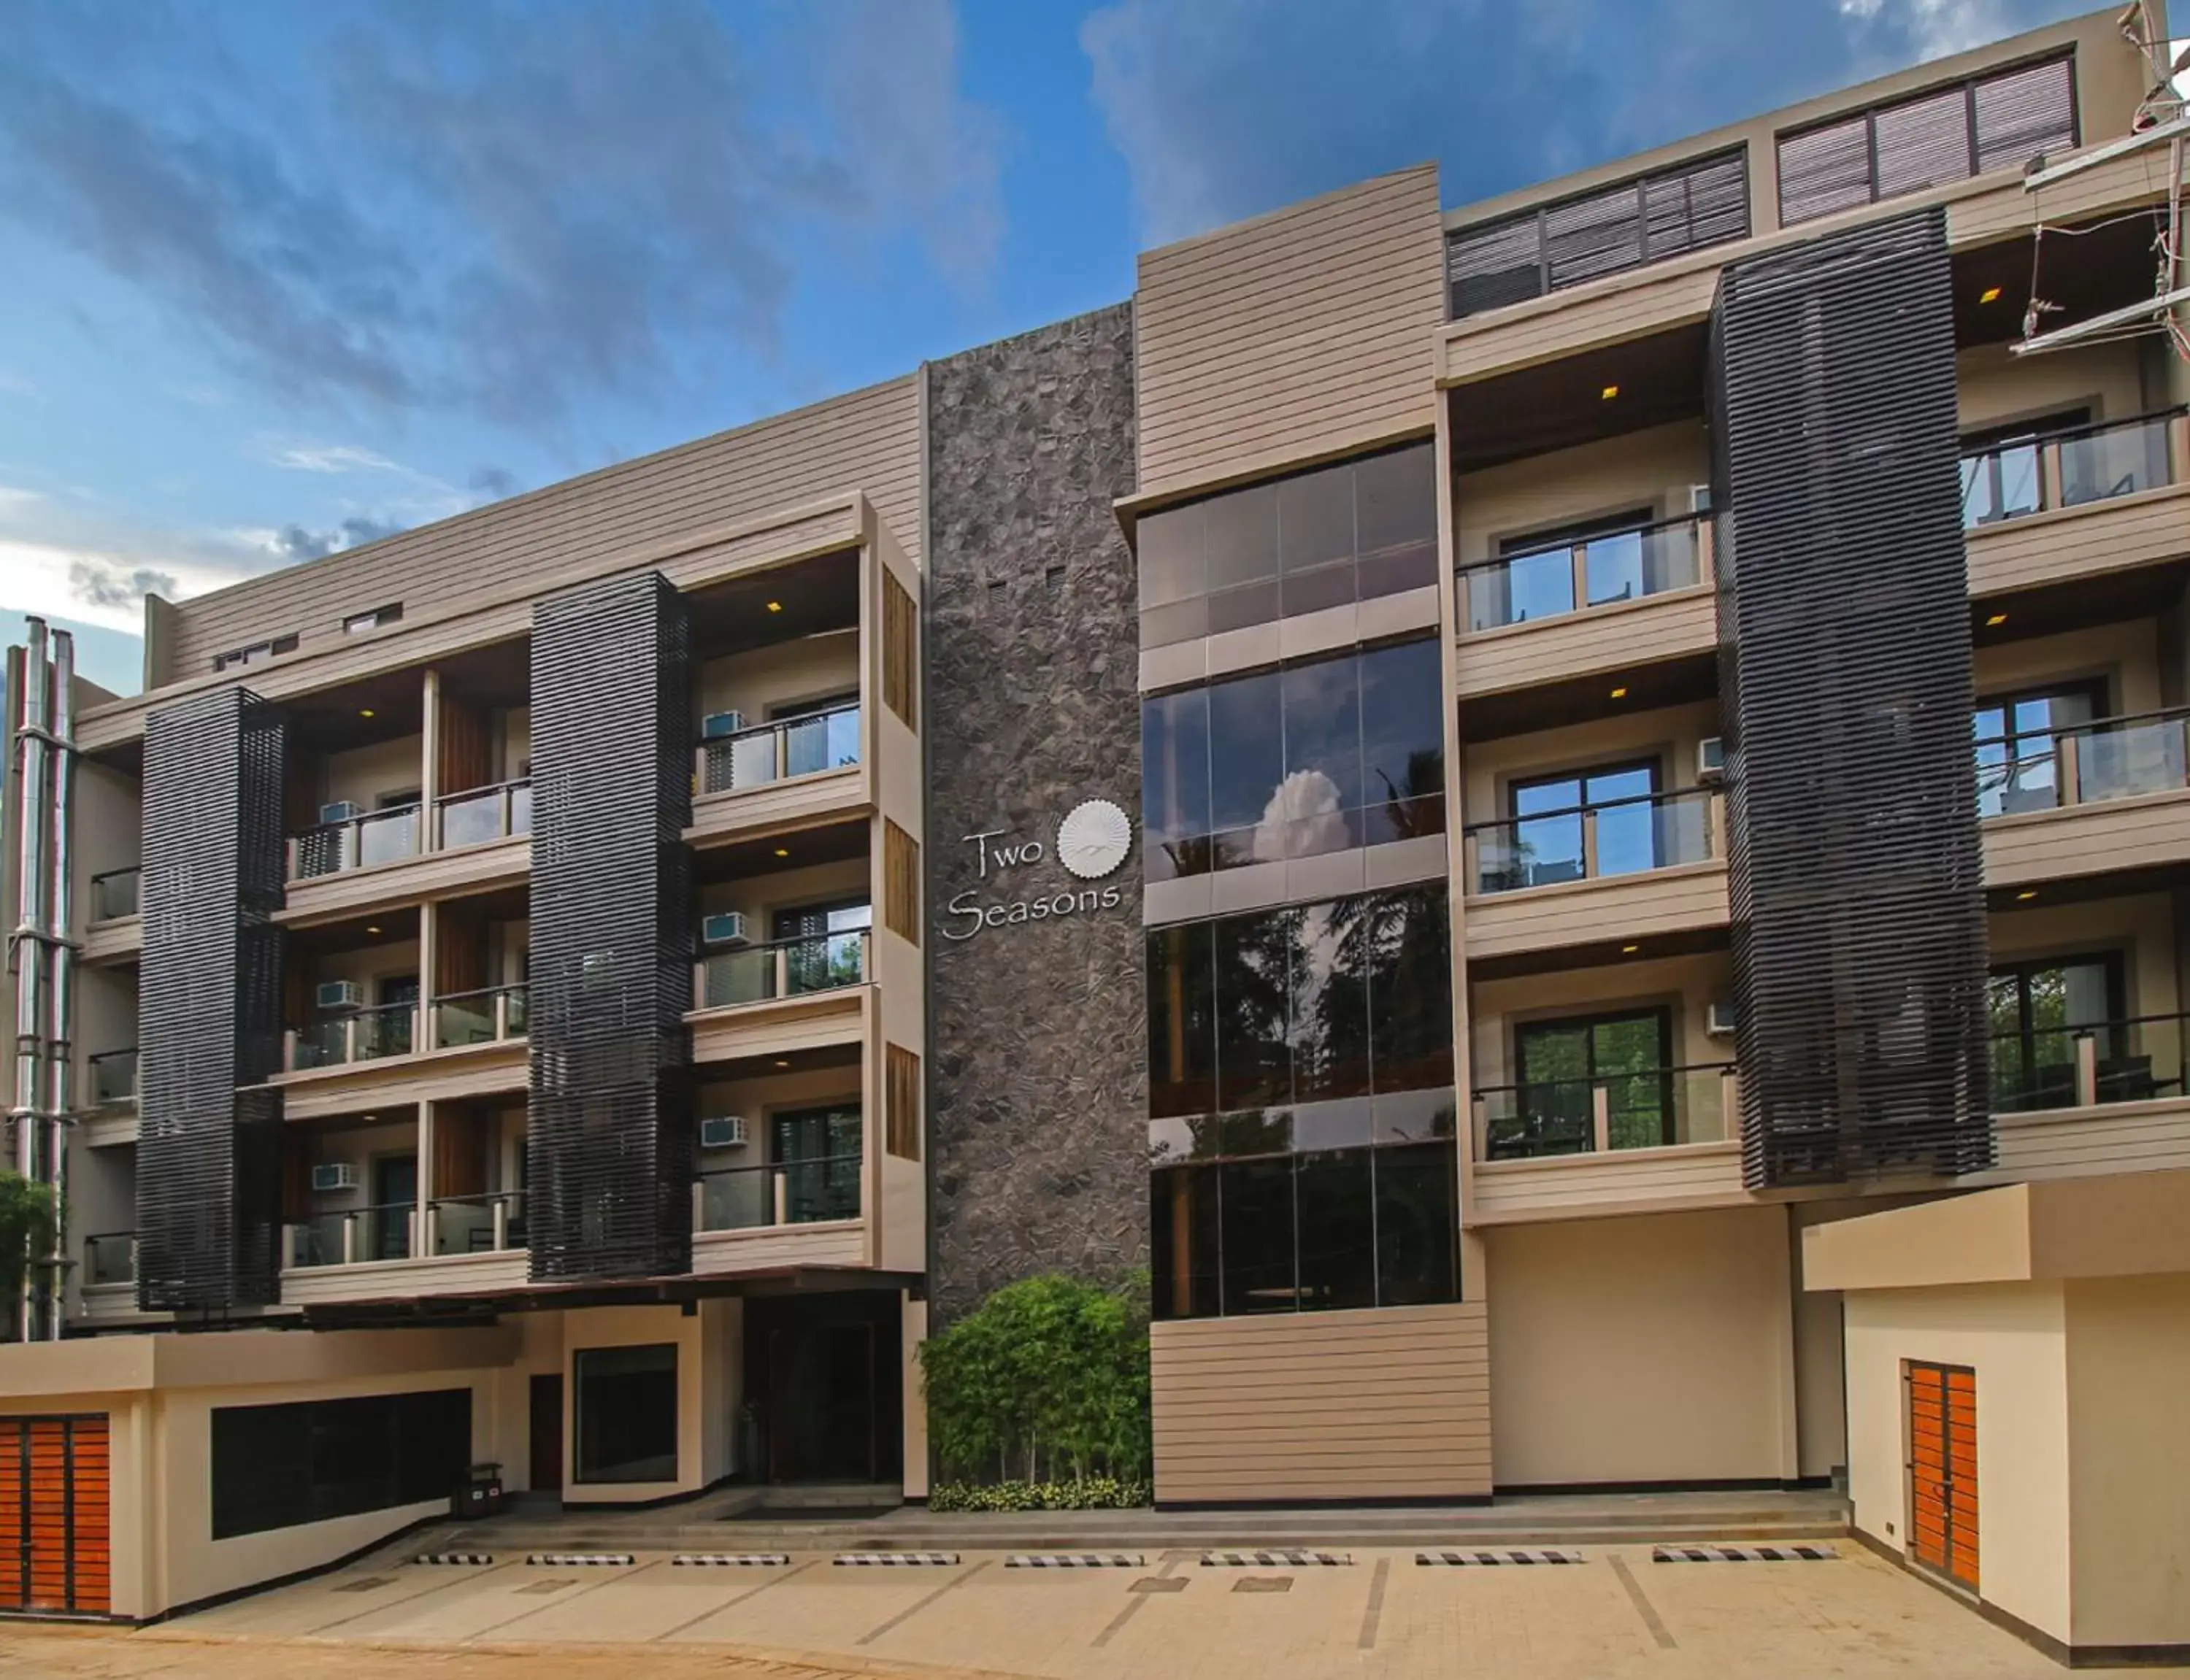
[696,928,870,1009]
[286,1201,418,1268]
[431,983,529,1049]
[89,866,139,921]
[82,1232,136,1287]
[697,702,860,795]
[88,1047,137,1105]
[1992,1012,2189,1114]
[1961,408,2181,530]
[437,777,533,849]
[427,1190,527,1256]
[1472,1063,1738,1161]
[1977,707,2190,820]
[1465,787,1717,894]
[693,1155,864,1232]
[1459,511,1707,633]
[289,802,422,880]
[287,1001,420,1071]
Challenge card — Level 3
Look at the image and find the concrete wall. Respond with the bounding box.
[1957,340,2148,434]
[558,1301,740,1503]
[1469,948,1734,1088]
[696,858,868,936]
[1454,420,1710,566]
[696,630,861,726]
[319,733,427,811]
[924,306,1147,1319]
[1975,618,2165,716]
[1461,697,1721,827]
[692,1063,864,1173]
[1483,1205,1796,1487]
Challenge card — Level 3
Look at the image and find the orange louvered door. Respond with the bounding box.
[1909,1365,1978,1592]
[1,1417,110,1616]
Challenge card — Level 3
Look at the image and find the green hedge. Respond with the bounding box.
[918,1271,1150,1491]
[0,1171,55,1302]
[928,1477,1151,1513]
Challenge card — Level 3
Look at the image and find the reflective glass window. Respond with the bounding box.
[1213,910,1293,1111]
[1147,922,1218,1120]
[1218,1157,1298,1314]
[1295,1149,1377,1311]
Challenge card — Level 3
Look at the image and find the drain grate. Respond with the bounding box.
[1129,1576,1189,1594]
[516,1579,576,1595]
[1653,1544,1837,1563]
[1418,1549,1585,1567]
[1232,1576,1293,1594]
[331,1576,392,1593]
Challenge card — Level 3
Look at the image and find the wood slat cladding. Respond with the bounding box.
[0,1417,109,1617]
[1135,166,1444,500]
[1907,1363,1979,1590]
[436,691,493,798]
[1149,1302,1491,1503]
[163,377,921,683]
[434,899,488,996]
[882,571,918,731]
[1710,209,1991,1188]
[434,1103,491,1200]
[886,1043,921,1162]
[884,819,921,946]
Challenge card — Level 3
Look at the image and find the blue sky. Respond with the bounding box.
[0,0,2091,695]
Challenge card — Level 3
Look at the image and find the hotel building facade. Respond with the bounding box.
[4,6,2189,1662]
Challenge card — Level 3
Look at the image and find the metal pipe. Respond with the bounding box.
[44,630,75,1339]
[7,623,52,1338]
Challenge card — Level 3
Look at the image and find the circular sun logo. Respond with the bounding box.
[1056,798,1133,880]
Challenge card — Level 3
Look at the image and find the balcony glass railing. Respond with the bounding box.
[1976,709,2190,820]
[1473,1063,1737,1161]
[432,983,529,1049]
[428,1190,527,1256]
[82,1232,136,1287]
[698,703,860,795]
[1960,409,2180,530]
[1467,787,1716,894]
[437,778,533,849]
[697,928,870,1009]
[88,1047,137,1106]
[694,1155,864,1232]
[90,866,139,921]
[291,803,422,880]
[287,1201,416,1268]
[288,1001,419,1071]
[1991,1012,2189,1114]
[1459,512,1704,633]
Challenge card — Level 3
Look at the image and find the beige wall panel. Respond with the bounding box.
[688,980,870,1066]
[1986,892,2175,1021]
[1440,264,1718,387]
[1974,1099,2190,1184]
[167,381,919,677]
[690,1219,866,1276]
[688,765,870,848]
[1484,1205,1791,1487]
[1135,166,1444,498]
[1974,619,2163,714]
[1150,1302,1491,1501]
[1455,589,1717,701]
[318,733,426,811]
[280,1249,526,1306]
[1470,1142,1746,1223]
[274,1041,526,1122]
[1470,949,1734,1084]
[1950,147,2186,247]
[558,1303,720,1503]
[1462,699,1720,827]
[277,835,530,928]
[1983,787,2190,887]
[2063,1272,2190,1649]
[1957,341,2149,434]
[1967,485,2190,598]
[1462,861,1728,960]
[1841,1282,2072,1643]
[1453,422,1710,565]
[696,629,861,725]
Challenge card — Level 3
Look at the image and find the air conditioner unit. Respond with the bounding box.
[699,710,746,741]
[1688,482,1713,514]
[701,911,750,948]
[1697,736,1726,783]
[319,799,364,824]
[1706,999,1739,1039]
[315,979,364,1012]
[699,1115,749,1150]
[310,1162,361,1193]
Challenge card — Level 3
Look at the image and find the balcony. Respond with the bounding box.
[691,1155,866,1273]
[82,867,142,964]
[690,703,867,844]
[287,999,422,1070]
[1461,787,1728,960]
[1971,1012,2190,1185]
[1981,708,2190,889]
[1468,1063,1744,1223]
[1962,409,2190,597]
[88,1047,137,1106]
[280,1192,529,1306]
[280,784,532,925]
[291,802,422,879]
[77,1231,141,1325]
[434,777,534,850]
[1454,512,1716,700]
[689,929,872,1066]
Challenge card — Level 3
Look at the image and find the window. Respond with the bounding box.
[886,1042,921,1161]
[1150,1139,1458,1319]
[1137,443,1436,648]
[772,1104,863,1221]
[1145,887,1452,1121]
[1988,954,2122,1112]
[573,1344,678,1484]
[1776,55,2076,226]
[342,603,402,634]
[1960,409,2089,527]
[1504,759,1661,887]
[1141,637,1445,881]
[1504,1009,1676,1156]
[1447,147,1750,317]
[772,898,871,992]
[1973,682,2102,817]
[210,1388,470,1538]
[212,633,299,673]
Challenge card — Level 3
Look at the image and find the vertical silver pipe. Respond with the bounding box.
[8,623,50,1338]
[45,631,75,1338]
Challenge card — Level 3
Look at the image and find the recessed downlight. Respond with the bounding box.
[1979,285,2003,304]
[359,708,376,719]
[1600,383,1620,401]
[1985,613,2008,627]
[366,925,382,934]
[2016,890,2038,901]
[1621,944,1640,955]
[1610,685,1629,700]
[774,847,789,858]
[766,601,783,613]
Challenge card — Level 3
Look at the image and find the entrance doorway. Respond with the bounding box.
[743,1292,902,1485]
[529,1373,564,1494]
[1908,1362,1979,1590]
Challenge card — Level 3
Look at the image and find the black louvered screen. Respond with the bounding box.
[1448,148,1748,317]
[137,687,287,1309]
[526,571,694,1281]
[1710,208,1992,1187]
[1778,53,2076,226]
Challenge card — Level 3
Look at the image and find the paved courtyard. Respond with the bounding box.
[0,1540,2135,1679]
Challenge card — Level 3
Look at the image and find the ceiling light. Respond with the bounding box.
[774,847,789,858]
[766,601,783,613]
[1621,944,1640,955]
[1609,686,1629,700]
[775,1059,791,1068]
[1600,383,1620,401]
[366,925,381,935]
[359,708,375,719]
[1979,285,2003,304]
[1985,612,2008,627]
[2016,890,2038,901]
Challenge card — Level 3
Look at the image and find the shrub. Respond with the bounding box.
[928,1477,1151,1513]
[0,1170,56,1301]
[918,1271,1150,1489]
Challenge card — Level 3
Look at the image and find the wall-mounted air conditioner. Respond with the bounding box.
[319,800,364,824]
[1688,482,1713,514]
[310,1162,361,1193]
[1706,1000,1739,1038]
[701,912,750,948]
[1697,736,1726,783]
[699,710,746,741]
[699,1116,748,1150]
[315,979,364,1011]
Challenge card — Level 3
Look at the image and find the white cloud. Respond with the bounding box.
[264,442,408,475]
[0,537,252,633]
[1837,0,2022,60]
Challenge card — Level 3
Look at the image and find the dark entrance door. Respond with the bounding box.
[529,1373,564,1494]
[372,1153,418,1262]
[744,1292,902,1486]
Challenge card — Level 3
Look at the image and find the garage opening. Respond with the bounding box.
[1907,1363,1978,1592]
[0,1415,110,1617]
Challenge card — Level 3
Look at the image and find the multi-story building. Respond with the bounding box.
[4,4,2188,1662]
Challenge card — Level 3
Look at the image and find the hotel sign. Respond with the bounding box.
[940,798,1132,941]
